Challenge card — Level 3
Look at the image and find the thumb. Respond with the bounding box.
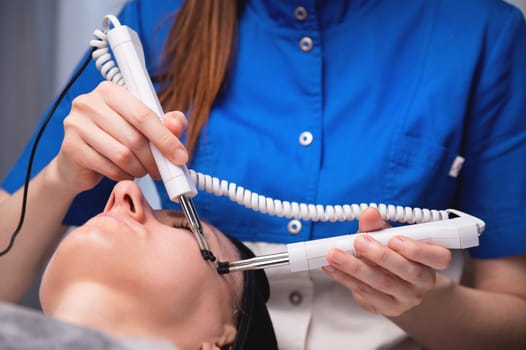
[358,207,389,232]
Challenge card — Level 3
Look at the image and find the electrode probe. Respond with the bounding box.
[218,209,485,274]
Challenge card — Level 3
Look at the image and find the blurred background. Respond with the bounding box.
[0,0,525,308]
[0,0,128,182]
[0,0,128,309]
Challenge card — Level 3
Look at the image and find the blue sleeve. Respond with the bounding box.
[0,1,147,225]
[461,7,526,259]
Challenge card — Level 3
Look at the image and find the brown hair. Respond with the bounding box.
[158,0,240,158]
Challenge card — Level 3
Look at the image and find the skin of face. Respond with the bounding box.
[39,180,242,350]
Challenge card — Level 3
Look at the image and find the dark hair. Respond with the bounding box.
[158,0,241,158]
[226,236,278,350]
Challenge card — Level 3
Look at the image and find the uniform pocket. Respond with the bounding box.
[385,134,460,209]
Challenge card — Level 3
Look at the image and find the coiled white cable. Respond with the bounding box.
[89,15,449,225]
[90,15,126,87]
[189,170,448,224]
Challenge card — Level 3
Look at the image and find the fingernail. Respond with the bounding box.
[323,265,336,273]
[389,237,403,251]
[355,235,371,251]
[174,148,188,164]
[331,250,345,265]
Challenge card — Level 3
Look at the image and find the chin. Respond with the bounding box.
[39,262,60,316]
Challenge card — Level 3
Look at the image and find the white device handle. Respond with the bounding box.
[105,25,196,200]
[287,209,485,272]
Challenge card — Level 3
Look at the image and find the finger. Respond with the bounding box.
[351,285,406,317]
[327,247,416,300]
[388,235,452,271]
[323,265,392,315]
[324,264,419,317]
[358,208,389,232]
[101,82,189,165]
[70,88,160,178]
[91,105,161,179]
[322,265,363,291]
[73,116,149,179]
[355,235,436,289]
[73,142,135,182]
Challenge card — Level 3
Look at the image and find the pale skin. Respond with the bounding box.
[39,180,241,350]
[1,81,526,349]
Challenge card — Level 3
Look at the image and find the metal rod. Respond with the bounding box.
[225,252,290,272]
[179,195,216,261]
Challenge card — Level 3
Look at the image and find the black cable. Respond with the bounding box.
[0,48,95,256]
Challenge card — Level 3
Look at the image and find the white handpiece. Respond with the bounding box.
[287,209,485,272]
[105,25,196,200]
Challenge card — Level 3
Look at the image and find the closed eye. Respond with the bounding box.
[162,210,192,231]
[172,221,191,231]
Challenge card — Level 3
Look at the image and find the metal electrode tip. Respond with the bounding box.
[202,249,216,262]
[217,261,231,274]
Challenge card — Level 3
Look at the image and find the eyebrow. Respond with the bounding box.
[167,213,186,227]
[164,211,193,230]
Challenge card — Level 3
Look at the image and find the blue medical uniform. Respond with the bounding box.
[3,0,526,260]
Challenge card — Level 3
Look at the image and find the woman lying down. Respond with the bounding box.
[0,180,278,350]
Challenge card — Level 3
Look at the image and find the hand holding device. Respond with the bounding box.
[103,21,196,200]
[92,15,214,260]
[218,209,485,273]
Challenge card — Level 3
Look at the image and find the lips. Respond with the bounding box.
[98,211,129,225]
[93,212,140,234]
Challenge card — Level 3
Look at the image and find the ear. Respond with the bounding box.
[199,324,237,350]
[199,343,220,350]
[221,323,237,346]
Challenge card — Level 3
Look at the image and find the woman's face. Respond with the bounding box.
[40,180,241,349]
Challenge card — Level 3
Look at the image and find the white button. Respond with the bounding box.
[294,6,308,21]
[288,219,302,234]
[289,291,303,305]
[299,131,313,146]
[299,37,313,52]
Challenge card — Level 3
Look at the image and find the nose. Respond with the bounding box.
[104,180,146,223]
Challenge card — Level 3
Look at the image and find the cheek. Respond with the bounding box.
[140,236,208,294]
[41,226,145,304]
[137,248,221,325]
[40,230,110,313]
